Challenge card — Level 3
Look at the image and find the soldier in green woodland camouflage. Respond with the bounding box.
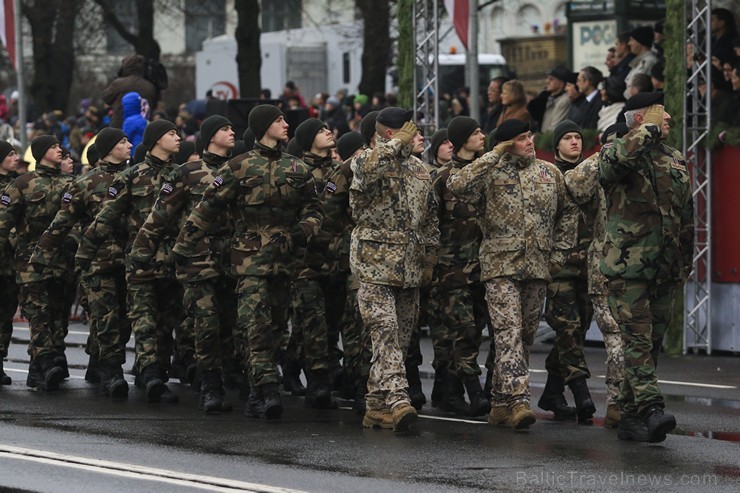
[130,115,237,414]
[432,117,491,417]
[563,122,629,428]
[32,129,132,398]
[448,119,577,430]
[173,105,323,420]
[289,118,346,409]
[76,120,184,403]
[0,142,19,385]
[0,136,73,391]
[597,93,693,443]
[350,107,439,432]
[539,120,595,422]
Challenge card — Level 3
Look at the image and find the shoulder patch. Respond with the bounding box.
[601,143,613,149]
[107,186,119,198]
[213,176,224,188]
[62,192,73,203]
[671,157,687,172]
[0,194,10,206]
[325,182,337,194]
[161,183,173,194]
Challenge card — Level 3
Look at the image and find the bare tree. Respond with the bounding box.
[23,0,79,113]
[356,0,391,96]
[234,0,261,98]
[93,0,161,60]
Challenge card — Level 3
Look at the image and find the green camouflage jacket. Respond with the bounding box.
[32,161,127,277]
[349,135,440,288]
[598,124,694,282]
[563,153,608,294]
[130,151,232,282]
[172,142,323,278]
[0,164,73,283]
[0,172,18,277]
[432,154,483,290]
[447,150,576,282]
[76,153,178,282]
[324,155,357,283]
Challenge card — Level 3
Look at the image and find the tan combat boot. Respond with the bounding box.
[508,403,536,429]
[488,405,510,426]
[391,403,417,432]
[363,409,394,429]
[604,404,620,428]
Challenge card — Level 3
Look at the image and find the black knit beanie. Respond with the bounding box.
[630,26,654,48]
[143,119,178,151]
[86,144,99,165]
[0,141,14,163]
[133,143,147,164]
[336,131,364,161]
[552,120,583,149]
[242,127,256,151]
[447,116,479,150]
[199,115,232,151]
[286,137,303,158]
[429,129,449,161]
[248,104,283,140]
[95,128,126,161]
[175,140,196,165]
[31,135,60,163]
[360,110,380,146]
[295,118,327,151]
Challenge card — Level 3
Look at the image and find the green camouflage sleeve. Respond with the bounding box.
[295,171,324,240]
[680,168,695,279]
[129,168,186,264]
[598,124,661,186]
[32,181,87,266]
[351,138,404,191]
[551,166,578,266]
[0,182,21,250]
[173,163,236,257]
[563,154,600,206]
[446,150,500,204]
[76,175,131,261]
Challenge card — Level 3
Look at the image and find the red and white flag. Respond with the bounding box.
[443,0,469,49]
[0,0,14,67]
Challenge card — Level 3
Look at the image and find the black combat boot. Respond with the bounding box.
[568,376,596,422]
[353,376,368,415]
[261,383,283,419]
[538,373,577,420]
[440,372,470,416]
[642,405,676,443]
[53,352,69,379]
[617,413,649,442]
[304,369,336,410]
[431,367,446,408]
[139,363,165,403]
[100,359,128,399]
[85,352,101,383]
[27,353,64,391]
[0,359,11,385]
[200,370,234,414]
[245,386,264,418]
[464,376,491,417]
[282,359,306,396]
[405,363,426,411]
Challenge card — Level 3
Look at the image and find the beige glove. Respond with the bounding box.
[643,105,664,127]
[395,121,419,146]
[493,140,514,156]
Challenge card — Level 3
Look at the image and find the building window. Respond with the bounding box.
[262,0,302,33]
[105,2,137,54]
[186,0,226,52]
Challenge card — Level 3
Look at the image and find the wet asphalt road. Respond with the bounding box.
[1,322,739,492]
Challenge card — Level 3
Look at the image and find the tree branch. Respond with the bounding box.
[93,0,138,46]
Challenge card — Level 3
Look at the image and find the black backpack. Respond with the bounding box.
[146,59,169,91]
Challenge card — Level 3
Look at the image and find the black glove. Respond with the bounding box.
[291,227,307,248]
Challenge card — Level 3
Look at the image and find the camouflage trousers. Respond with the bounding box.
[290,276,346,372]
[339,281,370,382]
[544,276,594,382]
[128,278,184,373]
[437,283,489,377]
[20,279,70,359]
[183,275,238,372]
[0,275,18,358]
[77,285,98,359]
[237,274,291,387]
[80,269,130,364]
[591,294,624,406]
[485,278,546,408]
[426,287,451,371]
[607,279,677,415]
[358,282,419,411]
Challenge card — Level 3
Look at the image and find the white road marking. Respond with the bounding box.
[12,326,89,337]
[0,444,306,493]
[3,367,135,383]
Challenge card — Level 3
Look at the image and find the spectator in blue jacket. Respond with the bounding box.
[122,91,148,151]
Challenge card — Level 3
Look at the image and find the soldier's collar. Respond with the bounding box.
[503,153,536,169]
[451,153,476,168]
[303,152,332,168]
[202,150,230,167]
[35,163,61,175]
[254,141,281,159]
[98,159,125,172]
[144,152,172,168]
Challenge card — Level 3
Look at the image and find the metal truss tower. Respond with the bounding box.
[683,0,712,354]
[412,0,439,142]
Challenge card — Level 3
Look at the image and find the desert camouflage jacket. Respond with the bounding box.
[172,142,323,278]
[349,135,440,288]
[447,150,577,282]
[598,124,694,282]
[0,164,73,283]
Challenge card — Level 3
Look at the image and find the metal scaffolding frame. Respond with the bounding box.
[412,0,439,144]
[683,0,712,354]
